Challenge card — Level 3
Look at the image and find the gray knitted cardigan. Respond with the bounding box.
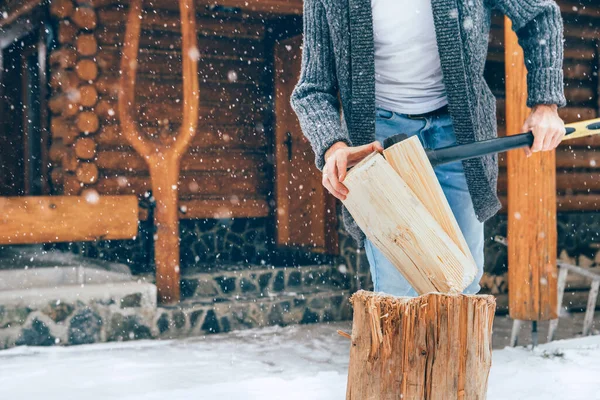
[290,0,566,246]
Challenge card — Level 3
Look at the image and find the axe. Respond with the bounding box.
[383,118,600,166]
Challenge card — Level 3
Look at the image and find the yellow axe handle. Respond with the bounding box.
[562,118,600,142]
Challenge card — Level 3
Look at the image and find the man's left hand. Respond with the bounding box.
[522,104,565,157]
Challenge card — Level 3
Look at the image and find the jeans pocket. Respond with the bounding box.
[375,107,394,120]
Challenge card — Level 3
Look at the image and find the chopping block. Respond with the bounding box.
[341,136,477,295]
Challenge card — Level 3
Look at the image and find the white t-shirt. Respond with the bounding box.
[372,0,448,115]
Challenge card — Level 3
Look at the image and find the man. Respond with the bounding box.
[290,0,566,296]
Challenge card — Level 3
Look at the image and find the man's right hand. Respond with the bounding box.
[322,141,383,201]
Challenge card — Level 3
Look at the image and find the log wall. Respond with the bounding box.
[47,0,271,219]
[487,1,600,211]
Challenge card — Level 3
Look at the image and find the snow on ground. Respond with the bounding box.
[0,322,599,400]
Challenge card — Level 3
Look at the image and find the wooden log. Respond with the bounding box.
[384,136,475,265]
[63,174,82,195]
[177,198,270,219]
[95,99,117,120]
[50,117,78,144]
[63,148,80,172]
[76,162,99,184]
[58,20,78,44]
[49,141,66,163]
[346,291,495,400]
[49,47,78,69]
[50,69,79,90]
[75,59,99,81]
[96,150,265,173]
[97,77,261,105]
[76,110,100,133]
[96,123,267,149]
[49,94,81,116]
[75,137,97,159]
[341,153,476,294]
[96,172,265,196]
[95,75,119,96]
[0,195,138,244]
[505,18,557,321]
[76,33,97,56]
[79,84,98,107]
[98,9,265,39]
[72,6,98,30]
[49,95,67,115]
[95,49,264,83]
[96,29,265,58]
[50,0,74,19]
[50,168,64,188]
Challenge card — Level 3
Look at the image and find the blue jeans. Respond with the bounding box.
[365,107,484,296]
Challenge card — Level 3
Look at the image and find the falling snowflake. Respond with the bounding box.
[83,189,100,204]
[227,70,238,82]
[188,47,200,61]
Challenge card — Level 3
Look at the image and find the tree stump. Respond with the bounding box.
[346,291,495,400]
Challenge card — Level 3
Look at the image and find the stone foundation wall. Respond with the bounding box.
[0,282,156,349]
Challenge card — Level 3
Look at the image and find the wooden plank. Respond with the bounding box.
[178,198,269,219]
[96,150,266,173]
[505,18,557,321]
[498,172,600,195]
[346,291,495,399]
[96,49,265,82]
[89,0,303,15]
[498,194,600,212]
[547,266,569,342]
[95,123,267,149]
[95,76,263,104]
[137,102,264,126]
[96,172,267,196]
[583,279,600,336]
[0,195,138,244]
[96,27,266,55]
[342,153,476,294]
[274,34,338,254]
[98,8,266,39]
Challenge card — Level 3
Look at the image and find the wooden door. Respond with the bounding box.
[274,35,338,254]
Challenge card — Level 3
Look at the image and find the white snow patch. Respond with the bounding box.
[0,324,599,399]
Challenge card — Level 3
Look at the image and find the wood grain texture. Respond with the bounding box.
[505,18,557,321]
[341,153,476,294]
[0,195,138,244]
[346,291,495,400]
[384,136,476,267]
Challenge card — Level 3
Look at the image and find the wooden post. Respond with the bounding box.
[119,0,199,304]
[346,290,495,399]
[341,152,477,294]
[505,17,558,321]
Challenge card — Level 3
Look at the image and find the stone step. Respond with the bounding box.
[180,264,351,301]
[154,288,353,339]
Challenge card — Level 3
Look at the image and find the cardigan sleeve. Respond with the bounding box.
[290,0,351,170]
[491,0,567,108]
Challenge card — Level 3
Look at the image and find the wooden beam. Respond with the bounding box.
[505,17,557,321]
[0,195,138,244]
[341,153,476,294]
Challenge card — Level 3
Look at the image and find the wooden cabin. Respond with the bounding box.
[0,0,599,314]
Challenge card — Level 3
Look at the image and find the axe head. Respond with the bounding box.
[383,133,409,150]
